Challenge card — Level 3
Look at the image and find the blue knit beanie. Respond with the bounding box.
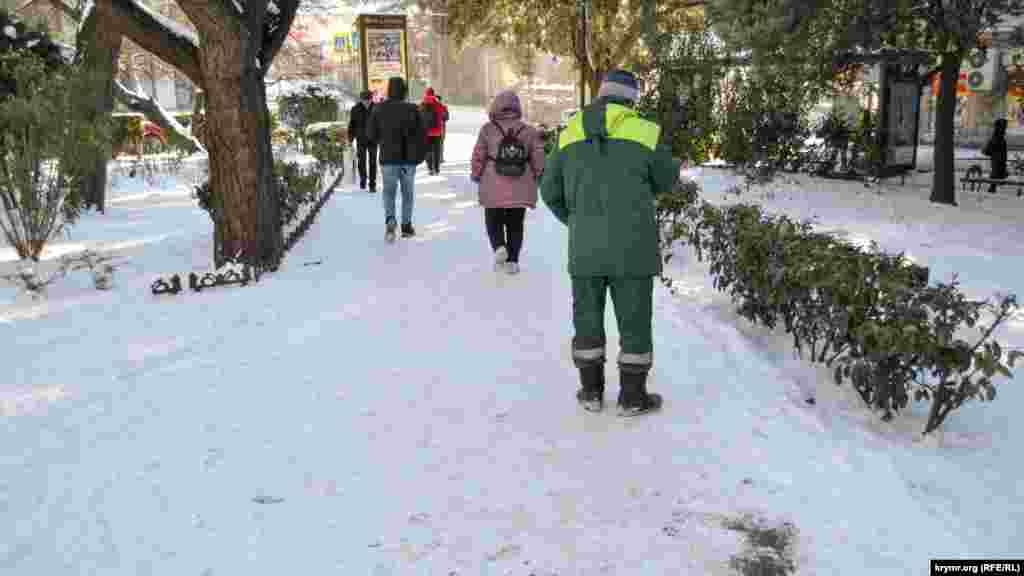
[598,69,640,102]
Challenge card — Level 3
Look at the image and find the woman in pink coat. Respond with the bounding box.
[471,90,545,274]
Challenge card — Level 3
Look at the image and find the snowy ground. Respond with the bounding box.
[2,109,1021,575]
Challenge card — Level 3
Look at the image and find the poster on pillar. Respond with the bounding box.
[356,14,409,100]
[365,28,406,97]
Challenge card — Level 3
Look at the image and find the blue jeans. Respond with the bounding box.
[381,164,416,225]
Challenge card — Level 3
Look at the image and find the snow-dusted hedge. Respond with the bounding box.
[276,83,341,140]
[659,177,1021,436]
[276,159,323,237]
[277,156,341,255]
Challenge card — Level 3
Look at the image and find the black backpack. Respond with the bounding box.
[420,103,439,132]
[489,122,529,177]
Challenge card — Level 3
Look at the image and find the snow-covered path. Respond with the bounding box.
[2,112,1020,575]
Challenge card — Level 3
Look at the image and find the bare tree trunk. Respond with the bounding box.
[77,2,122,214]
[199,36,281,268]
[929,52,960,206]
[98,0,296,271]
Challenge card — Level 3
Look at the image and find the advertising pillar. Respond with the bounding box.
[355,14,410,100]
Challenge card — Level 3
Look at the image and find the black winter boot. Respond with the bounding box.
[575,363,605,412]
[616,368,662,417]
[401,223,416,238]
[385,218,397,242]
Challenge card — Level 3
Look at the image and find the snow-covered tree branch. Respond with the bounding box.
[112,77,205,153]
[101,0,203,87]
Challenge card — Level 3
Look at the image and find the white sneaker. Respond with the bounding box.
[494,246,508,270]
[504,262,520,274]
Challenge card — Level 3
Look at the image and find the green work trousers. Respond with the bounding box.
[570,276,654,372]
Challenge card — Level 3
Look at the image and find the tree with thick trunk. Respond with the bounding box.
[95,0,299,269]
[929,52,961,206]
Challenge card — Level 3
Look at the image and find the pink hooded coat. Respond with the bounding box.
[471,90,545,209]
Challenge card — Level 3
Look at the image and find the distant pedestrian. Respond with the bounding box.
[420,87,447,175]
[470,89,545,274]
[982,118,1008,193]
[366,77,427,242]
[348,90,378,192]
[437,94,449,167]
[540,69,679,417]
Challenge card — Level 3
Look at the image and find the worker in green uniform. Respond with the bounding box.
[540,69,681,417]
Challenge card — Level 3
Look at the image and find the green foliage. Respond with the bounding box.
[193,180,221,225]
[112,112,195,158]
[815,109,851,144]
[655,176,701,288]
[713,69,817,174]
[538,124,560,157]
[305,122,349,174]
[273,160,322,228]
[710,0,1024,202]
[708,0,845,94]
[269,109,280,134]
[635,15,724,165]
[0,10,67,97]
[676,195,1019,435]
[199,162,330,231]
[276,84,340,140]
[849,108,883,176]
[446,0,704,95]
[0,47,111,261]
[631,7,820,172]
[111,113,142,155]
[196,156,325,231]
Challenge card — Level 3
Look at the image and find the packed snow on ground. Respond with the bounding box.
[1,110,1021,575]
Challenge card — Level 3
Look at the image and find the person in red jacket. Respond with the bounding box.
[421,87,447,175]
[436,94,449,167]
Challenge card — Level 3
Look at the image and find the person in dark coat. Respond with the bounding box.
[540,69,680,417]
[982,118,1008,193]
[348,90,378,192]
[366,77,426,239]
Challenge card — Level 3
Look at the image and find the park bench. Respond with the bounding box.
[960,164,1024,197]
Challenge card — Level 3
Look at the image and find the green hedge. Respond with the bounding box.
[655,178,1020,436]
[274,160,322,227]
[538,124,559,157]
[276,85,339,136]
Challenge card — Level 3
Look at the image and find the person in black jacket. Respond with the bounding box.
[348,90,378,192]
[366,77,426,240]
[982,118,1008,194]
